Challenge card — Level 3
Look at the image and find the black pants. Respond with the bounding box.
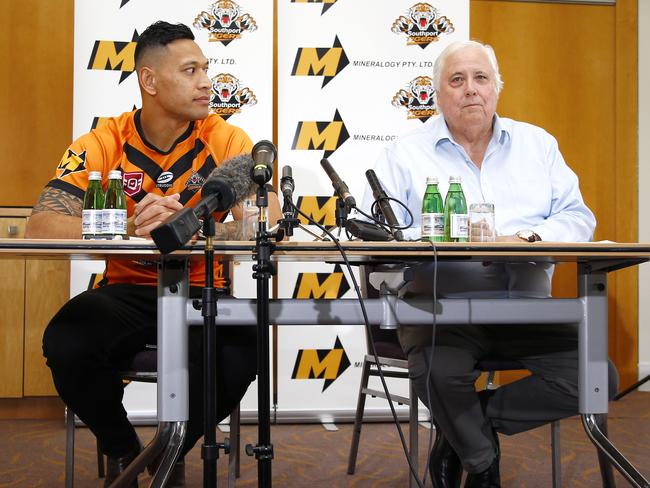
[42,284,257,458]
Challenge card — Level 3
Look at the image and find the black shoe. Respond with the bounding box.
[104,440,143,488]
[464,455,501,488]
[429,431,463,488]
[148,455,186,487]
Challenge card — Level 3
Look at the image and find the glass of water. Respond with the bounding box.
[469,203,495,242]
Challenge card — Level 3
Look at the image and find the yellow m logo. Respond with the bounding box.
[87,30,139,83]
[296,196,337,226]
[292,110,349,158]
[291,36,348,86]
[291,336,350,391]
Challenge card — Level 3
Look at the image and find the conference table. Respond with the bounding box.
[1,238,649,488]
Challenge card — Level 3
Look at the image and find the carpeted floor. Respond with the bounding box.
[1,391,649,487]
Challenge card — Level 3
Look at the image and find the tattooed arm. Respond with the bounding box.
[214,189,283,241]
[25,187,84,239]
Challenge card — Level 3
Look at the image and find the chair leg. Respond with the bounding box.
[347,358,372,475]
[228,404,241,488]
[65,406,75,488]
[96,439,105,478]
[551,420,561,488]
[594,414,617,488]
[408,379,419,488]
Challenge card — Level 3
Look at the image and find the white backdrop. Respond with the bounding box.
[72,0,469,423]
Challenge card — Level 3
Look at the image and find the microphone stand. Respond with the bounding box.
[274,195,324,241]
[318,195,349,240]
[245,183,275,488]
[200,215,230,488]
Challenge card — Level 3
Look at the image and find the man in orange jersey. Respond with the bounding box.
[26,21,281,487]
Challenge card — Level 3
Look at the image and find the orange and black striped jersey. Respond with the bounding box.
[48,109,252,287]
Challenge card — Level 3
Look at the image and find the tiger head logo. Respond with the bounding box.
[211,0,240,27]
[194,1,257,45]
[392,75,438,122]
[209,73,257,120]
[392,3,455,48]
[409,3,437,31]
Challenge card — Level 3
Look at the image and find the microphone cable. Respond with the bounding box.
[288,198,427,488]
[351,204,415,241]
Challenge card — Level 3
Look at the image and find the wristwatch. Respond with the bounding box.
[516,230,542,242]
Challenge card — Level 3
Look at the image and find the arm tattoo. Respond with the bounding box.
[32,187,83,217]
[214,221,246,241]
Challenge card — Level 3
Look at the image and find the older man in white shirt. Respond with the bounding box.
[361,40,602,488]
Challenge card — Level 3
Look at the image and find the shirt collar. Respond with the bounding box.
[429,113,510,148]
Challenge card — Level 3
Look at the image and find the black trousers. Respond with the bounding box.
[42,284,257,458]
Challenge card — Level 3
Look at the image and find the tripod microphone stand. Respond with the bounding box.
[200,215,230,488]
[244,182,276,488]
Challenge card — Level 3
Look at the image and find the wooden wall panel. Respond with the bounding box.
[24,260,70,396]
[0,219,26,398]
[0,1,74,207]
[471,0,638,388]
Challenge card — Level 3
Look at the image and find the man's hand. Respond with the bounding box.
[132,193,184,238]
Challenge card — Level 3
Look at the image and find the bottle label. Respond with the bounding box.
[102,209,127,236]
[82,209,102,237]
[421,213,444,237]
[450,214,469,239]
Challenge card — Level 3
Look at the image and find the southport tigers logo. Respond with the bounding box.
[392,76,438,122]
[194,1,257,45]
[392,3,455,49]
[209,73,257,120]
[57,148,87,179]
[291,0,339,15]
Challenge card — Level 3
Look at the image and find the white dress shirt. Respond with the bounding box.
[360,114,596,243]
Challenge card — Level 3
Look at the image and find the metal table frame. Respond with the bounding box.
[1,239,649,487]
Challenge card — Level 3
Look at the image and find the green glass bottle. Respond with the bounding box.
[82,171,105,239]
[444,176,469,242]
[421,176,444,242]
[102,170,127,239]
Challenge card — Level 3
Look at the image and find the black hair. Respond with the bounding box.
[134,21,195,67]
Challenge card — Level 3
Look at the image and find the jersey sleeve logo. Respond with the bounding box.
[123,171,144,197]
[57,149,87,179]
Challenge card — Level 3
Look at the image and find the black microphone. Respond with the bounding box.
[365,169,404,241]
[320,158,356,208]
[151,153,256,254]
[345,219,392,241]
[280,165,294,200]
[251,140,276,186]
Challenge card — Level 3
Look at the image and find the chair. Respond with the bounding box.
[478,357,617,488]
[347,266,421,488]
[64,271,241,488]
[64,347,241,488]
[347,266,618,488]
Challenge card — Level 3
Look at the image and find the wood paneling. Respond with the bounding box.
[471,0,638,388]
[0,1,74,207]
[24,260,69,396]
[0,217,26,397]
[0,397,64,420]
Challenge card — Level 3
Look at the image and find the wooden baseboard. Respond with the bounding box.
[0,396,64,420]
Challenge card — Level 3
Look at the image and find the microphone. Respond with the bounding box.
[280,165,295,200]
[345,219,392,241]
[365,169,404,241]
[320,158,356,208]
[251,140,276,186]
[151,153,257,254]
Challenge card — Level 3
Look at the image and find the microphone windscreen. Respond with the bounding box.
[202,153,257,204]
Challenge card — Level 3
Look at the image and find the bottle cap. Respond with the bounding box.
[426,176,438,185]
[108,170,122,180]
[449,176,462,184]
[88,171,102,181]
